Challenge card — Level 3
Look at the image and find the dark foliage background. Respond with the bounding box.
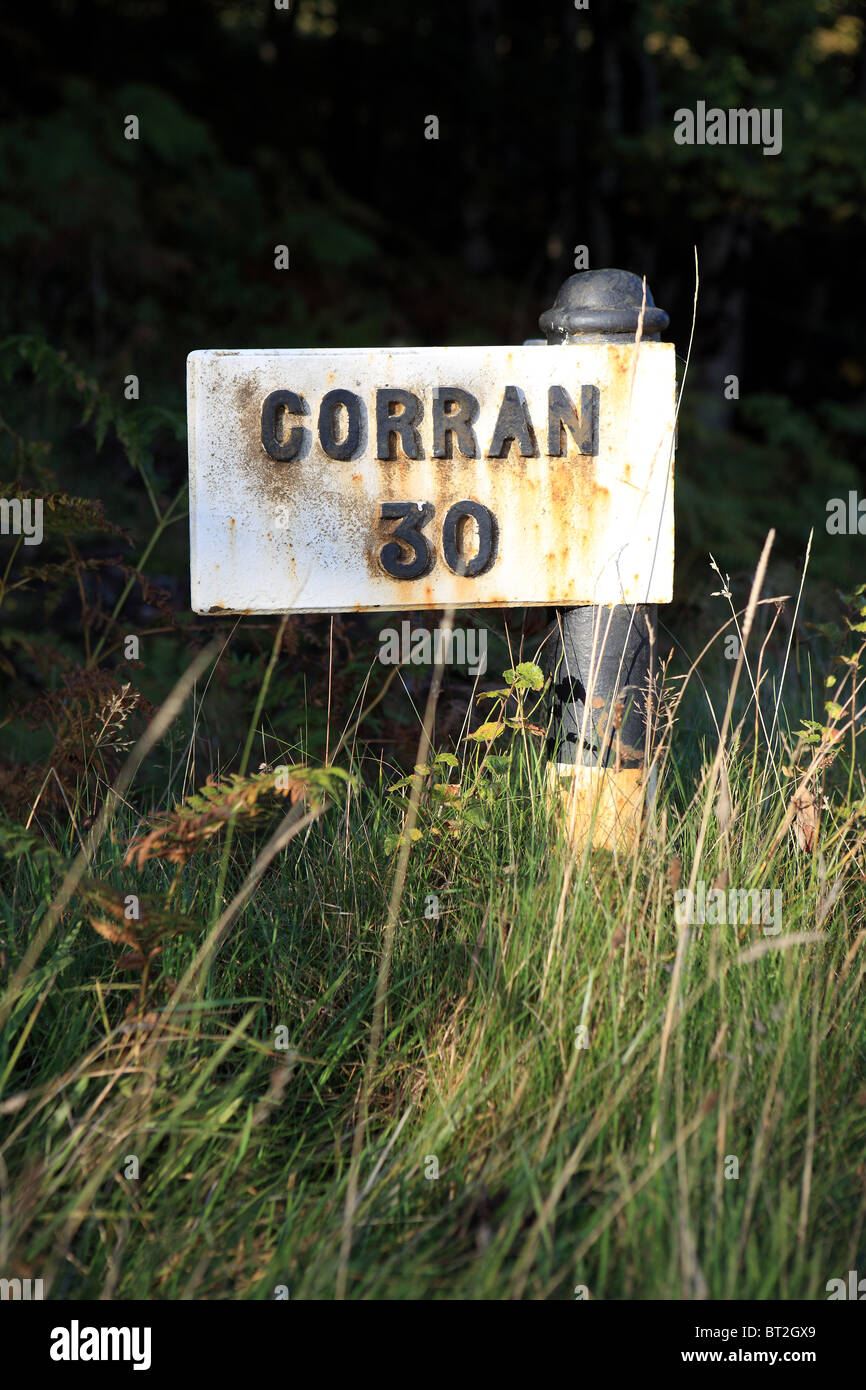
[1,0,864,796]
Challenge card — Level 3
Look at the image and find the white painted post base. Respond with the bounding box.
[546,763,646,853]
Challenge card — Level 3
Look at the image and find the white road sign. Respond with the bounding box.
[187,343,675,614]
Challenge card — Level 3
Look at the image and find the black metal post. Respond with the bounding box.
[538,269,669,830]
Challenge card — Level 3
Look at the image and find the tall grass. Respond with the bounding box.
[1,557,865,1300]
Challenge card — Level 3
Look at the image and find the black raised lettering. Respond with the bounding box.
[431,387,479,459]
[486,386,539,458]
[261,389,309,462]
[379,501,434,579]
[376,389,424,460]
[547,384,597,456]
[319,389,363,461]
[442,500,496,577]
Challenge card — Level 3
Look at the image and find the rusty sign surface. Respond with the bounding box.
[187,343,675,614]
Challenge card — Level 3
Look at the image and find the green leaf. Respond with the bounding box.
[384,827,423,855]
[465,721,505,742]
[504,662,545,691]
[484,755,512,775]
[431,783,461,802]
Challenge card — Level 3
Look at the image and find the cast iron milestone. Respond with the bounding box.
[187,267,675,768]
[187,289,674,614]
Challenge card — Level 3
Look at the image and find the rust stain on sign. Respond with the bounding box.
[187,343,676,614]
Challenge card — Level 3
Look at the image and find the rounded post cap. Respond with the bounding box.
[539,268,669,340]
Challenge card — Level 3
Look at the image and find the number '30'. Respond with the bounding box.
[379,500,497,580]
